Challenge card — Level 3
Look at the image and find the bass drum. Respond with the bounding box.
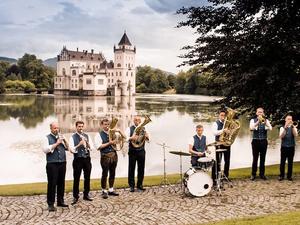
[184,168,213,197]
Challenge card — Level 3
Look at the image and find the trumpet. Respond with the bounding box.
[288,121,298,128]
[58,133,70,150]
[258,115,266,124]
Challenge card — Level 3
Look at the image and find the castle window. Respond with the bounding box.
[86,79,92,85]
[126,72,128,76]
[111,72,113,76]
[72,84,74,88]
[120,72,122,76]
[131,72,133,76]
[86,107,92,113]
[98,79,103,85]
[126,64,127,67]
[112,79,114,83]
[72,70,76,76]
[116,72,118,76]
[108,79,110,83]
[75,84,77,88]
[62,68,66,76]
[59,78,61,82]
[117,63,121,67]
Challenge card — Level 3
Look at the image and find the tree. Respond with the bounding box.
[177,0,300,122]
[167,74,176,88]
[17,54,37,80]
[0,61,9,93]
[175,71,186,94]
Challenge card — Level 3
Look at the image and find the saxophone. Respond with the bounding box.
[131,115,151,148]
[108,117,125,151]
[218,108,241,146]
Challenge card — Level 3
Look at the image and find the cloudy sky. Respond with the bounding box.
[0,0,207,73]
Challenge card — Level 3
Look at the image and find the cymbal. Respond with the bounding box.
[169,151,191,156]
[216,149,228,152]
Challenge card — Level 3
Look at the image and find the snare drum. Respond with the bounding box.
[183,168,213,197]
[197,157,214,170]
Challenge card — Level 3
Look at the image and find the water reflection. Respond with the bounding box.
[0,94,299,185]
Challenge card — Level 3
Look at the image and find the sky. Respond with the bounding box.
[0,0,208,73]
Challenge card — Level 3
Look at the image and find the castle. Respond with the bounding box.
[54,32,136,96]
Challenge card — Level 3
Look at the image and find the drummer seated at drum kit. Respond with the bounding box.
[188,124,207,168]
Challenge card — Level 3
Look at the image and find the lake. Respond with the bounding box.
[0,94,299,185]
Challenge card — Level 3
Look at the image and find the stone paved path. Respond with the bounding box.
[1,177,300,225]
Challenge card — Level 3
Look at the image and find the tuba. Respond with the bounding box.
[218,108,241,146]
[108,117,125,151]
[131,115,151,148]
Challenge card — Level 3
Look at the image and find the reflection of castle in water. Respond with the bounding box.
[54,96,136,132]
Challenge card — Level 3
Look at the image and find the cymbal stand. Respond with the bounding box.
[155,143,172,193]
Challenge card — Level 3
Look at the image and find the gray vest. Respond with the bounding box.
[281,127,295,147]
[72,133,90,158]
[46,134,67,163]
[252,118,267,140]
[215,120,224,141]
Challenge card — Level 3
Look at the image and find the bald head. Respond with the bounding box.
[50,122,59,135]
[133,115,141,126]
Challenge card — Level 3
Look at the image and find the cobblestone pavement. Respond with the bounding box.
[1,177,300,225]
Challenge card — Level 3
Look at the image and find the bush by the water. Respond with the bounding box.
[5,80,36,93]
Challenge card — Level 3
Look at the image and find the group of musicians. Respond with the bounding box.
[43,107,298,212]
[43,115,149,212]
[189,107,298,187]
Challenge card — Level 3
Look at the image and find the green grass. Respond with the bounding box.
[201,210,300,225]
[0,162,299,196]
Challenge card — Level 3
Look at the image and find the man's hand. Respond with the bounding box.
[131,134,139,141]
[109,139,117,145]
[197,152,204,157]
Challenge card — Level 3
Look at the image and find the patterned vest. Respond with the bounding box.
[281,127,295,147]
[99,131,114,154]
[252,118,267,140]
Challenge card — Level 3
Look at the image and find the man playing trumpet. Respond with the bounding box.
[278,114,298,181]
[42,122,69,211]
[249,107,272,180]
[69,120,94,204]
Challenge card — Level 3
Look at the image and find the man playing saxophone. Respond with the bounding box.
[126,115,150,192]
[95,118,124,199]
[69,120,94,204]
[249,107,272,180]
[278,114,298,181]
[211,109,231,184]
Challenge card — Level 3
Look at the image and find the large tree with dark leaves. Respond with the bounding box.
[177,0,300,122]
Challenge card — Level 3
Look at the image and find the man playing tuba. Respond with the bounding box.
[95,118,125,199]
[126,115,151,192]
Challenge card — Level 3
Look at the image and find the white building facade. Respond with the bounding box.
[54,32,136,96]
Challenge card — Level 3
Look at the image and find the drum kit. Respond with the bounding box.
[167,147,232,197]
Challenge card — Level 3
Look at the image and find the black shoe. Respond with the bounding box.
[287,177,293,181]
[71,198,79,205]
[250,175,256,181]
[278,176,284,181]
[102,192,108,199]
[83,196,93,201]
[260,175,267,180]
[57,203,69,207]
[137,186,146,192]
[108,191,119,196]
[130,187,135,192]
[48,205,57,212]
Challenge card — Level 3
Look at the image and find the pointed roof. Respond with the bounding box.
[118,32,132,46]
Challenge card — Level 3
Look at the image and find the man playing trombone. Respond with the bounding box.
[69,120,94,204]
[278,114,298,181]
[42,122,69,211]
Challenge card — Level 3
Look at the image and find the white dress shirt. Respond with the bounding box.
[42,133,58,154]
[188,134,203,146]
[249,118,272,131]
[279,126,298,138]
[94,130,108,149]
[69,132,95,153]
[212,119,224,136]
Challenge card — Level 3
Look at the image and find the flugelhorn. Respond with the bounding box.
[258,115,266,124]
[79,133,91,151]
[288,121,298,128]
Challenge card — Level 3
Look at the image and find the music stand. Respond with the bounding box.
[156,143,172,188]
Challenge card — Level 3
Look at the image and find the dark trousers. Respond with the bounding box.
[101,152,118,189]
[46,162,66,206]
[212,145,231,181]
[280,146,295,179]
[128,149,145,188]
[251,139,268,177]
[72,157,92,199]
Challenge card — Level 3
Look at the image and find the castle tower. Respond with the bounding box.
[113,32,136,96]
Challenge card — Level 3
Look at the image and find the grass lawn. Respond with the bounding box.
[201,210,300,225]
[0,162,299,196]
